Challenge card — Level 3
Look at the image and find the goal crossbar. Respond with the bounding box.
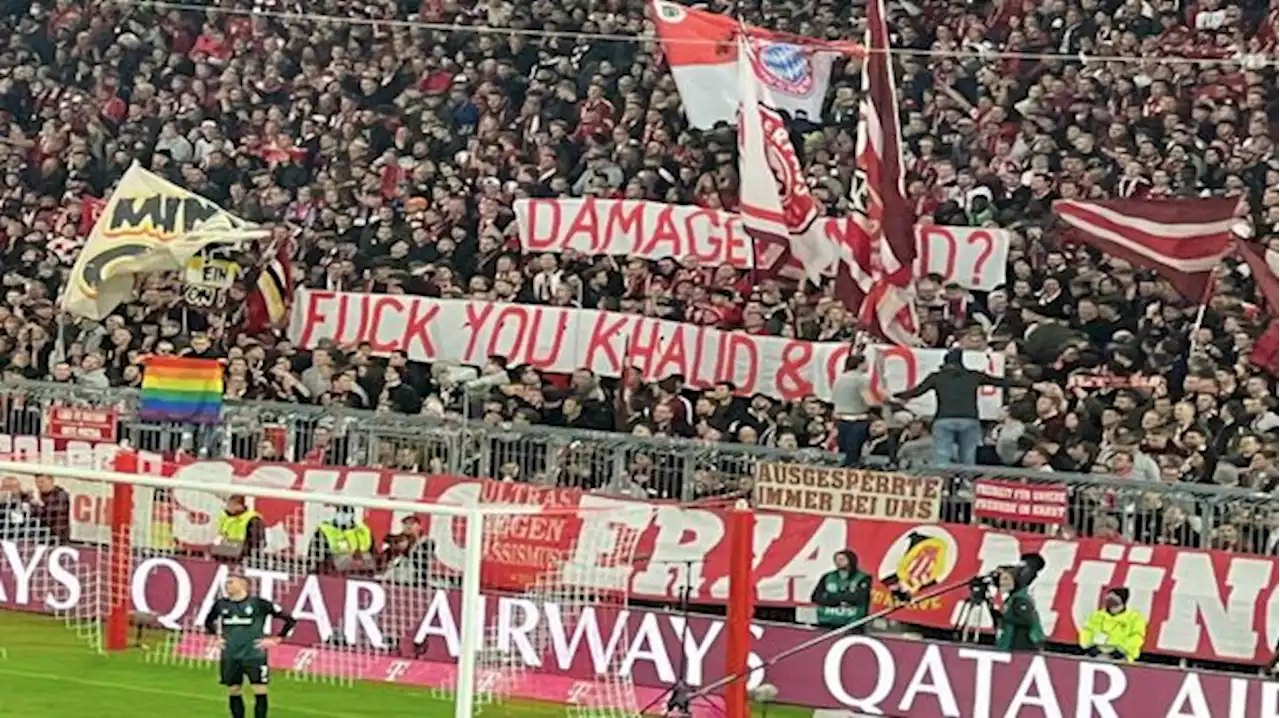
[0,459,553,518]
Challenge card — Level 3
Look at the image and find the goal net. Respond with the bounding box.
[0,449,653,717]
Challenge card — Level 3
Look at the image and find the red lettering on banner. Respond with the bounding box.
[723,217,748,268]
[918,225,957,281]
[463,303,495,361]
[333,293,349,344]
[777,341,814,399]
[524,309,570,369]
[524,199,558,251]
[628,319,662,376]
[296,291,334,348]
[641,207,682,259]
[606,202,645,252]
[564,198,602,253]
[967,230,995,287]
[823,344,851,391]
[486,306,532,361]
[722,334,759,393]
[401,302,440,358]
[689,325,717,388]
[871,345,916,397]
[652,324,691,380]
[684,210,720,265]
[584,313,627,373]
[368,297,406,352]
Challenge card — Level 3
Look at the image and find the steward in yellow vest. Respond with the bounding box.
[213,495,265,561]
[1079,587,1148,662]
[309,506,374,573]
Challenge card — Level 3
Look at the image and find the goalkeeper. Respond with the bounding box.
[204,575,298,718]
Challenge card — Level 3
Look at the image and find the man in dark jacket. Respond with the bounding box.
[29,475,71,544]
[892,347,1034,465]
[810,550,872,629]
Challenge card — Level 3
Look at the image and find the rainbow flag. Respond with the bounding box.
[139,357,224,424]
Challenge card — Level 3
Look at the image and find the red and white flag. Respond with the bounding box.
[245,235,295,332]
[1238,238,1279,376]
[1052,197,1242,301]
[651,1,857,129]
[736,33,838,284]
[834,0,919,346]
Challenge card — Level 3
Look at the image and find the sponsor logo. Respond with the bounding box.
[754,42,814,95]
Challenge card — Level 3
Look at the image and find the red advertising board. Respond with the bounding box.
[43,406,118,442]
[1,449,1275,667]
[971,477,1069,524]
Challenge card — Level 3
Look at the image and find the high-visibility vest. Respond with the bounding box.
[317,522,373,555]
[217,510,261,543]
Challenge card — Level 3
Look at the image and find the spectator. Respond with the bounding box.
[892,348,1034,464]
[213,495,266,561]
[992,560,1047,652]
[1079,587,1148,663]
[0,476,46,542]
[832,353,877,466]
[308,506,374,574]
[28,474,70,544]
[810,550,872,630]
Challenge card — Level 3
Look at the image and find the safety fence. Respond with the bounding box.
[0,379,1273,556]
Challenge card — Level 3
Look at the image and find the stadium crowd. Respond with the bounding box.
[0,0,1276,551]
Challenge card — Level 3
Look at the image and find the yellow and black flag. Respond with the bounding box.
[60,162,268,320]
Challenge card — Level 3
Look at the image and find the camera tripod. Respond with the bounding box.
[954,578,999,643]
[637,559,713,718]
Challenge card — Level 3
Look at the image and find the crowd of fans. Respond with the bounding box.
[0,1,1275,550]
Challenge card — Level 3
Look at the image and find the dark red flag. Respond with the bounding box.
[1053,197,1241,301]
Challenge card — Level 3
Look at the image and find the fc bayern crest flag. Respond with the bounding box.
[651,0,861,129]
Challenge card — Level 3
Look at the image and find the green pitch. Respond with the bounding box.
[0,612,808,717]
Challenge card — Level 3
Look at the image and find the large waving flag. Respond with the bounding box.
[834,0,919,346]
[1052,197,1241,301]
[1238,239,1279,376]
[736,33,838,284]
[652,0,859,129]
[60,163,268,320]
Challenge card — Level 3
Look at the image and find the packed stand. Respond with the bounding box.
[0,0,1275,550]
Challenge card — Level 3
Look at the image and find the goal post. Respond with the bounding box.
[0,452,653,718]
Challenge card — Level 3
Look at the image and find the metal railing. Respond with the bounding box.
[0,380,1273,555]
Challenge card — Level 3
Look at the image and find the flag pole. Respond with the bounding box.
[1189,273,1217,351]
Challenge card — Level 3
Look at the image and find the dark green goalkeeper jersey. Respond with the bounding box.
[204,596,297,661]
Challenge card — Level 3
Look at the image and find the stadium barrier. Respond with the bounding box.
[0,379,1273,556]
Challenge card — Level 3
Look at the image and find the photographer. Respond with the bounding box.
[1079,587,1148,662]
[992,559,1046,652]
[810,550,872,629]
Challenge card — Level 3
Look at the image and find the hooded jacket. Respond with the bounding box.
[1079,587,1148,662]
[894,348,1024,420]
[810,550,872,628]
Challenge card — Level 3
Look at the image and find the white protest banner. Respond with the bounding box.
[868,344,1005,418]
[514,199,1010,290]
[515,198,756,268]
[289,289,1004,415]
[914,225,1010,290]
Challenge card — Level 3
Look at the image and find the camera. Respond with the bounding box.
[967,575,993,605]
